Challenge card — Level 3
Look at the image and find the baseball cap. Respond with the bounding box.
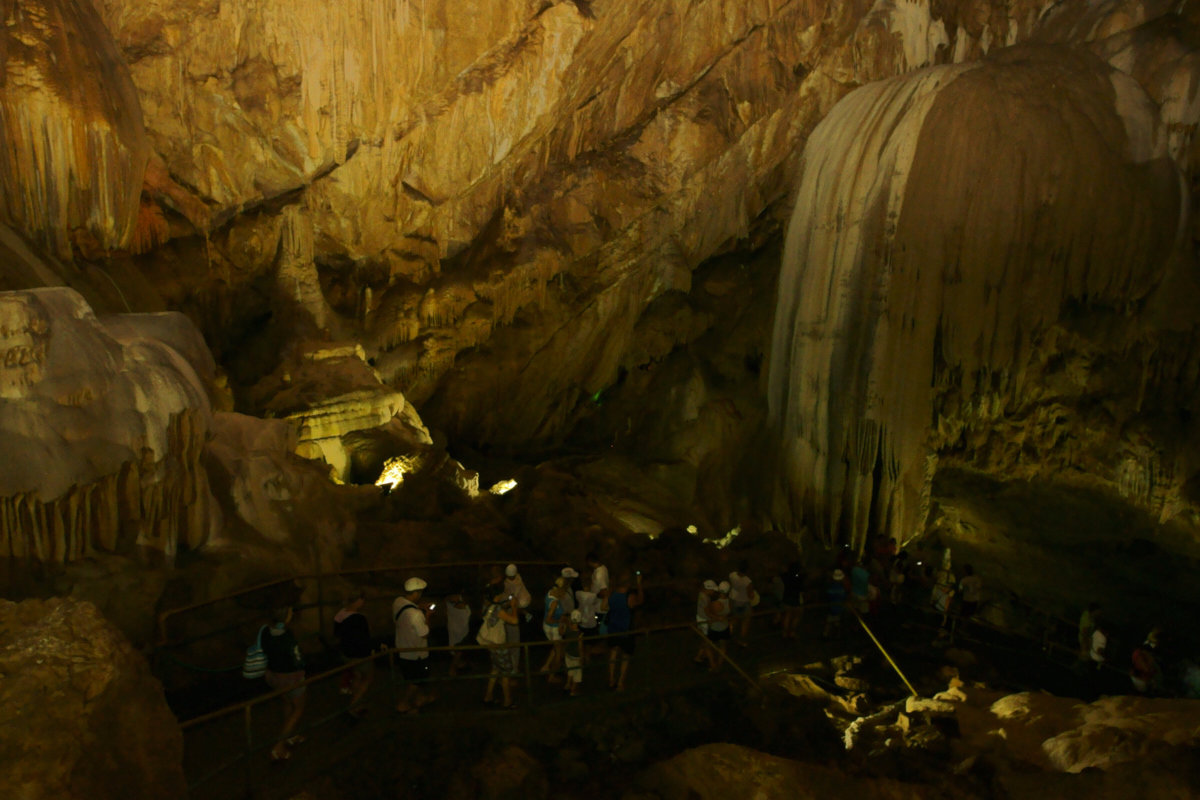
[404,577,427,592]
[505,564,518,577]
[832,569,845,581]
[561,567,579,579]
[570,610,582,623]
[703,580,718,591]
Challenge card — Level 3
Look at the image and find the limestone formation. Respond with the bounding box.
[0,288,214,562]
[0,598,186,799]
[0,0,148,257]
[769,43,1196,549]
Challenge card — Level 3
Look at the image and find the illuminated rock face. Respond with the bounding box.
[0,598,187,799]
[0,288,213,562]
[0,0,147,257]
[84,0,1061,448]
[769,43,1197,549]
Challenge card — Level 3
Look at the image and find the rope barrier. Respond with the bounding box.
[851,609,919,697]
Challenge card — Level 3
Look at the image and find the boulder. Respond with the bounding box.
[0,598,186,799]
[636,742,933,799]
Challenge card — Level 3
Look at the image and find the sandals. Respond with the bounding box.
[270,747,291,762]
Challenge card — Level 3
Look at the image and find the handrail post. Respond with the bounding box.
[242,703,254,799]
[316,574,327,636]
[523,643,534,708]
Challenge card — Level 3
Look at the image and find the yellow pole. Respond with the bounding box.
[852,610,919,697]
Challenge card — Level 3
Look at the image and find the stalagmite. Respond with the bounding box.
[769,46,1188,551]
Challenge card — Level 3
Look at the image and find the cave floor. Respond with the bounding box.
[180,599,1100,800]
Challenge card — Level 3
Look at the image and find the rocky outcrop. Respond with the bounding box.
[636,742,933,799]
[0,288,214,562]
[0,598,186,799]
[0,0,148,257]
[769,40,1198,549]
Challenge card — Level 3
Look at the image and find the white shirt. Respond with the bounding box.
[729,572,753,604]
[590,564,609,596]
[575,590,599,628]
[1090,629,1107,663]
[504,575,531,608]
[392,598,429,660]
[446,602,471,646]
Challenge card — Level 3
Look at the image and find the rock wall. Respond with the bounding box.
[0,288,214,562]
[0,0,148,257]
[769,33,1198,548]
[0,598,186,799]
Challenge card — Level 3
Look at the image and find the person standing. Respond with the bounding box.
[1130,629,1162,694]
[446,593,471,676]
[263,607,307,761]
[823,570,846,639]
[563,610,585,697]
[1078,602,1100,660]
[574,577,601,663]
[587,552,610,628]
[332,592,373,719]
[393,577,435,713]
[693,579,718,662]
[480,589,520,709]
[957,565,983,619]
[704,581,732,671]
[538,576,569,682]
[850,560,871,615]
[560,567,580,615]
[780,562,805,639]
[728,562,755,647]
[606,572,643,690]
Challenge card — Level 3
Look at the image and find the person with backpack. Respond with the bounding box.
[479,589,520,709]
[262,607,307,761]
[332,591,372,719]
[392,577,435,714]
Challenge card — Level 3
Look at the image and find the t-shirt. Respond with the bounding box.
[729,572,753,605]
[1090,629,1108,663]
[782,570,805,605]
[544,591,564,627]
[959,575,983,604]
[575,590,599,628]
[392,598,429,660]
[826,581,846,615]
[560,586,576,615]
[447,602,471,647]
[707,598,730,631]
[607,591,632,633]
[504,576,531,608]
[263,626,304,673]
[333,610,371,659]
[590,564,609,596]
[850,566,870,599]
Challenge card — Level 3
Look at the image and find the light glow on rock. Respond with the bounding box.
[375,454,422,491]
[686,525,699,534]
[489,479,518,495]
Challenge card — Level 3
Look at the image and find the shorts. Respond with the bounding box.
[399,657,429,682]
[490,646,518,677]
[265,670,307,699]
[707,627,730,643]
[564,654,582,682]
[609,634,636,655]
[730,602,750,617]
[543,623,562,641]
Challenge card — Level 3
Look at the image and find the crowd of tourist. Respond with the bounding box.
[252,538,1195,763]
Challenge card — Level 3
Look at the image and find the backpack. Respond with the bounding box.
[476,604,507,646]
[242,625,268,679]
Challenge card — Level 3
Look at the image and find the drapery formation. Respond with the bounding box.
[769,46,1185,550]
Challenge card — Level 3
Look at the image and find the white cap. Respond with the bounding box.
[404,577,427,592]
[505,564,518,577]
[718,581,731,593]
[561,567,579,579]
[703,580,718,591]
[832,569,845,581]
[570,609,582,623]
